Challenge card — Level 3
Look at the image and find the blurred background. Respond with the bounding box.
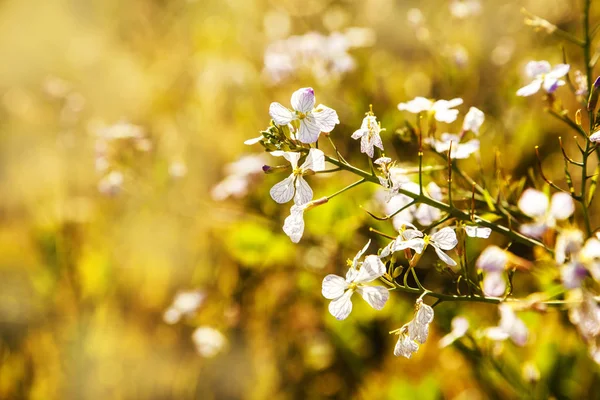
[0,0,599,398]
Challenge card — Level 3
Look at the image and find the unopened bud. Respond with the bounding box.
[576,109,582,126]
[587,76,600,112]
[262,164,291,174]
[305,197,329,210]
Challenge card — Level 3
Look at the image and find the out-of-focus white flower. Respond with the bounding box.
[425,133,480,159]
[439,317,469,348]
[568,289,600,341]
[211,154,267,201]
[169,161,188,179]
[476,246,508,297]
[555,229,585,264]
[449,0,482,19]
[464,225,492,239]
[462,107,485,134]
[590,129,600,143]
[98,171,124,196]
[269,149,325,205]
[163,290,206,325]
[283,204,306,243]
[398,97,464,123]
[574,70,589,96]
[96,121,145,140]
[413,182,443,225]
[393,226,458,266]
[322,242,389,320]
[581,237,600,281]
[485,304,528,346]
[351,112,384,158]
[269,88,339,143]
[263,29,374,84]
[518,189,574,238]
[517,61,570,96]
[394,298,434,358]
[192,326,227,358]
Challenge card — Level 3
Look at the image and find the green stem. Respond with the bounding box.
[326,178,366,200]
[323,155,550,251]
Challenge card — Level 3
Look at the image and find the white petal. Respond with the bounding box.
[244,136,263,145]
[394,238,426,254]
[549,192,575,221]
[356,285,389,310]
[547,63,570,79]
[452,140,480,159]
[518,188,549,218]
[297,115,322,144]
[394,334,419,358]
[426,182,443,201]
[416,301,434,325]
[301,148,325,172]
[397,97,433,113]
[414,204,441,226]
[433,245,457,266]
[270,151,300,168]
[590,130,600,143]
[360,134,375,158]
[353,255,386,283]
[462,107,485,134]
[434,108,460,123]
[294,176,313,205]
[430,227,458,250]
[328,289,353,320]
[542,77,565,93]
[499,304,528,346]
[290,87,315,113]
[351,128,366,140]
[322,274,349,299]
[561,262,587,289]
[485,327,510,341]
[313,104,339,132]
[352,240,372,268]
[519,222,548,238]
[402,227,424,240]
[483,271,506,297]
[476,246,508,272]
[269,102,295,125]
[465,225,492,238]
[516,79,543,96]
[283,204,305,243]
[408,319,430,344]
[525,60,551,77]
[270,175,296,204]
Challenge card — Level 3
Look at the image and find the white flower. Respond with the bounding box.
[439,317,469,348]
[394,226,458,267]
[322,242,389,320]
[485,304,528,346]
[211,154,266,201]
[374,156,392,166]
[398,97,464,123]
[462,106,485,134]
[163,290,206,324]
[408,299,435,344]
[516,61,570,96]
[413,182,443,225]
[590,129,600,143]
[269,149,325,205]
[425,133,480,159]
[192,326,227,358]
[98,171,124,196]
[517,189,574,238]
[283,204,306,243]
[351,113,384,158]
[464,225,492,239]
[555,229,585,264]
[568,289,600,341]
[394,328,420,358]
[394,298,434,358]
[476,245,508,297]
[269,87,339,143]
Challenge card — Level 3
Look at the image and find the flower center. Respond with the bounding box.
[297,111,307,120]
[293,167,303,176]
[348,282,358,291]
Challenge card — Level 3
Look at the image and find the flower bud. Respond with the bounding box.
[587,76,600,112]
